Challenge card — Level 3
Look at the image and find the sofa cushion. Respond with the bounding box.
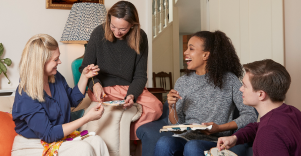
[0,96,15,113]
[0,111,17,156]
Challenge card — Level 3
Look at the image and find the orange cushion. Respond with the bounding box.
[0,111,17,156]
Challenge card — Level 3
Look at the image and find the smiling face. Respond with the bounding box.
[184,36,210,75]
[240,72,260,106]
[110,16,132,39]
[44,48,61,77]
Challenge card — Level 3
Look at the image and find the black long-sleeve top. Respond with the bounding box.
[79,24,148,101]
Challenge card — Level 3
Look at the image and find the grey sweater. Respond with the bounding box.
[79,24,148,101]
[169,72,257,141]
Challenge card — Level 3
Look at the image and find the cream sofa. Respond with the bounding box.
[0,95,142,156]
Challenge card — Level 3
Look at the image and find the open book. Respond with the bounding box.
[160,124,212,133]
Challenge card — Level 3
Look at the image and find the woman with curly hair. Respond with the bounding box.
[154,31,257,156]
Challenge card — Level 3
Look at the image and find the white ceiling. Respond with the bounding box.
[177,0,201,34]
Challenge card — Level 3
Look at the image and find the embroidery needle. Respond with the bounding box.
[89,67,103,112]
[89,67,101,104]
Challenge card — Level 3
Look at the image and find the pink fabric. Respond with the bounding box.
[88,85,163,140]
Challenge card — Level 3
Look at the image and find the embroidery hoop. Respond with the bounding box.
[102,100,126,106]
[207,147,237,156]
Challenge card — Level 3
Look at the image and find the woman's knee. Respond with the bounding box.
[60,141,95,155]
[88,135,105,143]
[184,140,206,153]
[78,141,94,151]
[154,136,186,156]
[156,136,181,148]
[85,135,107,149]
[184,140,216,156]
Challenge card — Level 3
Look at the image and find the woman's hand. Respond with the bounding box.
[167,89,182,109]
[217,135,237,151]
[123,94,134,110]
[77,64,100,94]
[93,83,106,102]
[199,122,221,135]
[84,103,104,122]
[82,64,100,78]
[62,103,104,136]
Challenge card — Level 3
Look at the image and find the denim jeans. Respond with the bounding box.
[154,136,249,156]
[154,136,216,156]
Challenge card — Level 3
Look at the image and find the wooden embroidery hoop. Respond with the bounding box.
[208,147,237,156]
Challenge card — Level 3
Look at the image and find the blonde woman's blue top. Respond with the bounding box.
[12,72,85,143]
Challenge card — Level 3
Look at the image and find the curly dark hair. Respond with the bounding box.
[186,30,243,89]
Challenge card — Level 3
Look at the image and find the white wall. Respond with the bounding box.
[177,0,201,34]
[153,24,174,74]
[172,6,180,85]
[179,34,184,69]
[201,0,301,110]
[0,0,153,90]
[205,0,284,66]
[284,0,301,110]
[152,24,173,89]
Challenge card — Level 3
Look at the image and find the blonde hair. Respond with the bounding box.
[104,1,141,54]
[18,34,58,102]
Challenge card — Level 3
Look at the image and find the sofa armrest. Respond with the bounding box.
[0,96,15,113]
[81,102,139,156]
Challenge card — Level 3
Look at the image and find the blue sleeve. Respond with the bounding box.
[57,72,85,107]
[13,93,64,143]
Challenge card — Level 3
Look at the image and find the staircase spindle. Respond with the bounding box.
[160,0,164,31]
[165,0,169,26]
[154,0,158,36]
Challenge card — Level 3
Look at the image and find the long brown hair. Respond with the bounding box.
[104,1,141,54]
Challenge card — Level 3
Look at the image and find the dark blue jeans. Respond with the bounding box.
[154,136,249,156]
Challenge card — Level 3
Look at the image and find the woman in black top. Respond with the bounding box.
[79,1,163,156]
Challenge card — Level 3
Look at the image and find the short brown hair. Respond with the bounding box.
[243,59,291,102]
[104,1,141,54]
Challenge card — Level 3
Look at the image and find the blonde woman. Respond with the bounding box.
[79,1,163,155]
[11,34,109,156]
